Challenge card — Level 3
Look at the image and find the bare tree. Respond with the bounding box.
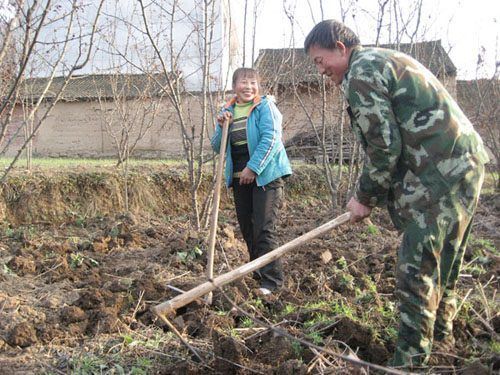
[272,0,360,210]
[242,0,248,66]
[94,73,166,211]
[458,44,500,188]
[375,0,390,46]
[125,0,233,230]
[0,0,104,182]
[250,0,262,66]
[478,75,500,188]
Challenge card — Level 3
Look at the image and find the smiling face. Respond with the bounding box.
[233,73,259,103]
[308,42,350,85]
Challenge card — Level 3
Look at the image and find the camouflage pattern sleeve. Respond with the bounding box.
[346,62,402,207]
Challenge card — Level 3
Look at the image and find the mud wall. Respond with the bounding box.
[6,97,205,159]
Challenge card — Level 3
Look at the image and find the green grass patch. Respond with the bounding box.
[70,354,108,374]
[121,330,174,350]
[489,340,500,354]
[0,157,186,169]
[481,171,499,194]
[303,312,330,329]
[304,300,330,310]
[291,340,303,359]
[250,297,264,310]
[306,331,324,345]
[282,303,297,315]
[469,235,497,256]
[330,299,355,319]
[365,224,380,236]
[239,317,254,328]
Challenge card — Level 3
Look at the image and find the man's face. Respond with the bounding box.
[308,43,349,85]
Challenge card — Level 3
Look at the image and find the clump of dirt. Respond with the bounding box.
[132,278,168,302]
[211,329,248,373]
[76,289,108,310]
[332,317,390,364]
[276,359,308,375]
[188,311,233,338]
[7,256,36,276]
[87,307,122,335]
[253,334,297,365]
[60,306,87,324]
[8,322,37,348]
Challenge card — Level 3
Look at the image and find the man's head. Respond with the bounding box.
[232,67,260,103]
[304,20,360,85]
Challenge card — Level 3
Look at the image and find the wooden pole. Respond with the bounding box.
[152,212,351,317]
[206,117,230,304]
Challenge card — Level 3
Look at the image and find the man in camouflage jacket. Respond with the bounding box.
[305,20,489,367]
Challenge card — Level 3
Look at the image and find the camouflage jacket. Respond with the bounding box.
[342,47,489,230]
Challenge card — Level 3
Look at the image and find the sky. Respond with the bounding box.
[235,0,499,79]
[1,0,497,80]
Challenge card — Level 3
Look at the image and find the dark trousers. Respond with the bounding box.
[232,178,284,290]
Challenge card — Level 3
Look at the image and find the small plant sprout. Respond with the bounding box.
[177,246,203,264]
[489,340,500,354]
[366,224,380,235]
[339,273,355,290]
[70,253,85,269]
[251,297,264,310]
[69,253,99,269]
[282,304,296,315]
[291,340,303,358]
[330,300,355,319]
[2,264,13,275]
[336,256,348,270]
[306,331,324,345]
[240,317,253,328]
[214,309,228,316]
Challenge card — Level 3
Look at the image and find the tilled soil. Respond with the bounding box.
[0,191,498,374]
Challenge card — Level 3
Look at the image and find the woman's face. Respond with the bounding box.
[233,74,259,103]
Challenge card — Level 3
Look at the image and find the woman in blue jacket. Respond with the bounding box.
[211,67,292,294]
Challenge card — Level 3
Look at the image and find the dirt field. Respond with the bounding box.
[0,167,498,374]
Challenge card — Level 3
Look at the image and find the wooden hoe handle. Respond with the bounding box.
[206,117,230,303]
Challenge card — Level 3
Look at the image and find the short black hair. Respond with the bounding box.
[304,19,360,53]
[232,67,260,87]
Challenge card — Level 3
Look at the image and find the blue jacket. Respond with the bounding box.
[211,95,292,187]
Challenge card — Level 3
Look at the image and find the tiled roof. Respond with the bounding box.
[20,73,175,101]
[255,40,456,86]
